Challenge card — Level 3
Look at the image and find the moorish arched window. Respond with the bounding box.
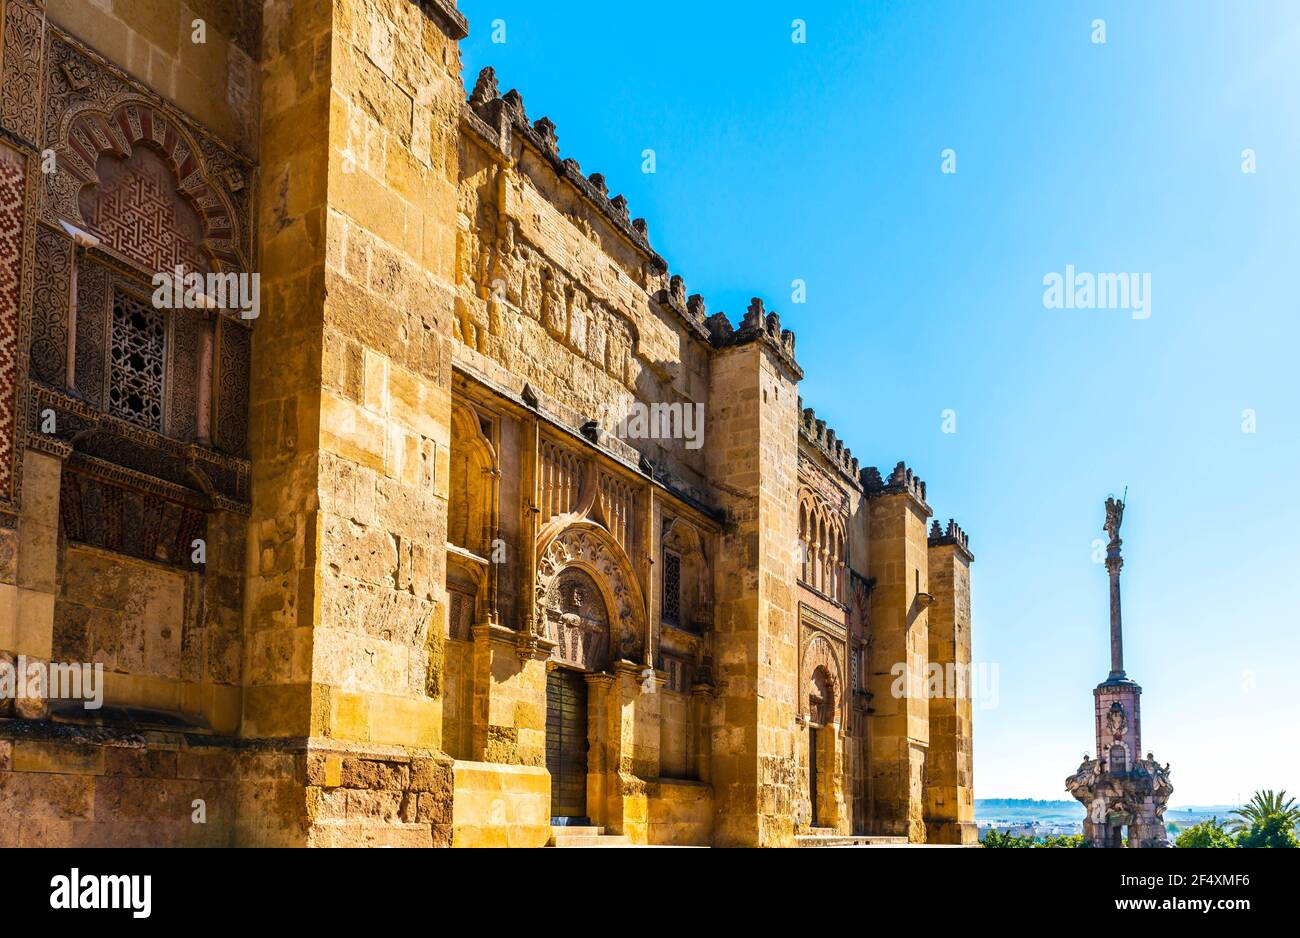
[798,489,847,603]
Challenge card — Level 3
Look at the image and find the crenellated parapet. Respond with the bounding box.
[928,518,974,562]
[652,275,713,341]
[704,298,802,380]
[861,461,930,511]
[797,397,860,482]
[463,66,667,274]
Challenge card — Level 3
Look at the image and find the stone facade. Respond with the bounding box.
[0,0,974,847]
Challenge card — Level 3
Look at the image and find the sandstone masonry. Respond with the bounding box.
[0,0,975,847]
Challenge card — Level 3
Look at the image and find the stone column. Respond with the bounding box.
[586,670,617,827]
[819,721,848,832]
[1106,542,1125,679]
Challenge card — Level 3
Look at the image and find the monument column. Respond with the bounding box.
[1065,495,1173,847]
[1105,495,1125,680]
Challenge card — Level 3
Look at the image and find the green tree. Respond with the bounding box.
[1040,833,1087,848]
[1229,789,1300,833]
[1236,814,1300,848]
[981,830,1035,848]
[1175,818,1236,848]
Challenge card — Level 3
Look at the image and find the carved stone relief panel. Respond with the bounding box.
[59,469,206,571]
[0,0,44,143]
[29,224,71,388]
[542,566,611,672]
[41,33,254,272]
[800,627,845,726]
[78,144,211,275]
[535,523,646,667]
[214,318,250,454]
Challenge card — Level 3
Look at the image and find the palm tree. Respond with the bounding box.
[1229,790,1300,833]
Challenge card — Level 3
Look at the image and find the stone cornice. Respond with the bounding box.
[451,360,725,528]
[413,0,469,40]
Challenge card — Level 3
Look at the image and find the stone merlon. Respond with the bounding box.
[798,397,860,482]
[862,461,929,511]
[704,298,801,379]
[928,518,974,562]
[464,66,665,272]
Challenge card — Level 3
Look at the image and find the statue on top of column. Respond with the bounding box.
[1103,494,1125,546]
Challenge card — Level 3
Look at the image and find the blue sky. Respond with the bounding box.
[459,0,1300,805]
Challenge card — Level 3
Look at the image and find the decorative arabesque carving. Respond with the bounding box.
[0,0,44,142]
[59,469,206,570]
[18,28,256,521]
[29,226,72,387]
[800,632,843,725]
[214,319,250,454]
[41,34,253,272]
[78,145,212,275]
[535,523,646,667]
[74,258,110,409]
[0,149,27,502]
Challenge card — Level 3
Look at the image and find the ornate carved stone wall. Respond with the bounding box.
[0,146,27,504]
[0,0,975,849]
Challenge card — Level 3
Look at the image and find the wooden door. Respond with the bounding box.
[546,667,588,820]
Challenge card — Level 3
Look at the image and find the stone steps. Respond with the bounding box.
[547,825,633,847]
[794,833,911,847]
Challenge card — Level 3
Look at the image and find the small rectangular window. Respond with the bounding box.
[662,549,681,625]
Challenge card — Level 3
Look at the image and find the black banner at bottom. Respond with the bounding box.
[6,845,1287,923]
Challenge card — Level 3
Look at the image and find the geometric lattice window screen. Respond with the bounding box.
[448,589,474,642]
[109,290,166,431]
[662,549,681,625]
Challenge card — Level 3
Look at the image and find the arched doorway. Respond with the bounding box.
[809,665,834,827]
[542,567,612,823]
[534,521,648,826]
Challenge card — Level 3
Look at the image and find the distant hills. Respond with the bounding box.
[976,798,1240,833]
[977,799,1081,812]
